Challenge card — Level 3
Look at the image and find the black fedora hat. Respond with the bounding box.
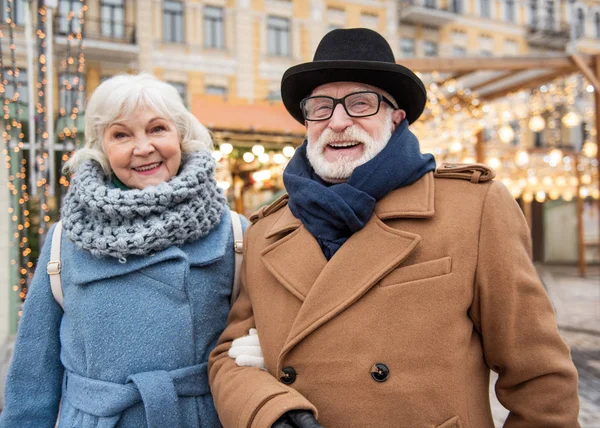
[281,28,426,125]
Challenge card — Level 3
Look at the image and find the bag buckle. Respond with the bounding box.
[234,240,243,254]
[47,261,61,275]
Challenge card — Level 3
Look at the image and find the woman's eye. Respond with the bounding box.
[151,125,166,133]
[114,132,127,139]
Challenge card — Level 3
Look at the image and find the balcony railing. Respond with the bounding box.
[527,19,571,49]
[54,16,136,45]
[398,0,457,27]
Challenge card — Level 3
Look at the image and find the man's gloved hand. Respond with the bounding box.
[228,328,265,369]
[272,410,323,428]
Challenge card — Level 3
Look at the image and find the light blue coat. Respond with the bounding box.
[0,209,245,428]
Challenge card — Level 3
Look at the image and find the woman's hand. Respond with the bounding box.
[228,328,265,369]
[272,410,324,428]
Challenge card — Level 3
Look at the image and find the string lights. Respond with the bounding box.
[58,0,86,194]
[1,0,32,309]
[412,72,599,204]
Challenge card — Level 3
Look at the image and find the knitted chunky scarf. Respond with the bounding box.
[61,151,227,260]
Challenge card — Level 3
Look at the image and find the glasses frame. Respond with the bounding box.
[300,91,397,122]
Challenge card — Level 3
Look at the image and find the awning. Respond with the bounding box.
[191,95,305,136]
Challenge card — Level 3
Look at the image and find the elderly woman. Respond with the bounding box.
[0,74,259,428]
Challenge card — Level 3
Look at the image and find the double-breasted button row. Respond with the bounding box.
[280,364,389,384]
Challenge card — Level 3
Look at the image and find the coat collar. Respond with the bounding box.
[265,171,435,239]
[259,173,436,372]
[64,210,232,286]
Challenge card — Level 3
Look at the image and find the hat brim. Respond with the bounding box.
[281,60,427,125]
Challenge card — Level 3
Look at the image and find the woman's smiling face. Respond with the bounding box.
[103,107,182,189]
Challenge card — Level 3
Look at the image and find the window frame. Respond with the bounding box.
[267,15,291,57]
[163,0,185,44]
[100,0,125,39]
[204,5,225,49]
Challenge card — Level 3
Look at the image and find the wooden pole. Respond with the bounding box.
[475,129,485,163]
[523,200,533,231]
[595,55,600,261]
[575,154,586,277]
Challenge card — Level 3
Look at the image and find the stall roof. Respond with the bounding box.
[192,95,305,136]
[401,54,598,101]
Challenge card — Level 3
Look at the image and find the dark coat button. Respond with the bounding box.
[370,363,389,382]
[280,366,297,384]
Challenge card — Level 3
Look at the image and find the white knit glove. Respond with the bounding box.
[228,328,265,369]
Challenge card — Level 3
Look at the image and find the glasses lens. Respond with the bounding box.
[303,97,334,120]
[345,92,379,117]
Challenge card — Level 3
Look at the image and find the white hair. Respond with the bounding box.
[64,73,213,174]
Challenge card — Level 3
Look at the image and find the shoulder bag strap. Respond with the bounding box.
[47,221,64,310]
[230,211,244,305]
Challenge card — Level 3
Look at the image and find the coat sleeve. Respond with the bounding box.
[470,181,580,427]
[0,224,64,428]
[208,223,317,428]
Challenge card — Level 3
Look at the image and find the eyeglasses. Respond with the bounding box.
[300,91,397,121]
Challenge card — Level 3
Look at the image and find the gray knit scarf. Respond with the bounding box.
[61,151,227,261]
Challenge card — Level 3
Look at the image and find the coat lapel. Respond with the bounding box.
[261,209,326,301]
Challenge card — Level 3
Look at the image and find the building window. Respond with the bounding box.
[452,46,466,56]
[101,0,125,39]
[479,35,493,56]
[480,0,491,18]
[400,38,415,57]
[1,0,25,25]
[164,0,184,43]
[267,89,281,101]
[451,0,463,14]
[360,13,378,30]
[505,0,516,22]
[205,85,227,96]
[204,6,225,49]
[595,12,600,39]
[328,24,342,32]
[58,0,84,35]
[168,82,187,103]
[545,0,555,30]
[575,8,585,39]
[267,16,291,57]
[424,0,437,9]
[59,73,86,112]
[504,39,519,55]
[2,68,27,103]
[423,41,438,57]
[529,0,538,26]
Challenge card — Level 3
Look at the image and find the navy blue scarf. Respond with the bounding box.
[283,120,436,260]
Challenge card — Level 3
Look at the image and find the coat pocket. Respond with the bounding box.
[436,415,462,428]
[379,256,452,288]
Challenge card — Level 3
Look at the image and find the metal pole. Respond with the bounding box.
[25,0,37,196]
[46,3,55,197]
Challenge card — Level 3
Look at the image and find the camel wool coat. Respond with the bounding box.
[209,166,580,428]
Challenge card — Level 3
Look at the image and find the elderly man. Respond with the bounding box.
[209,28,580,428]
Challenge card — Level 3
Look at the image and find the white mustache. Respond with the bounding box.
[316,125,372,148]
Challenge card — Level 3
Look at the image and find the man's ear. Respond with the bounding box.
[391,109,406,129]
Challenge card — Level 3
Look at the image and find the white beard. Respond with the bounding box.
[307,113,393,183]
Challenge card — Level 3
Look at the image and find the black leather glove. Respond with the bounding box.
[272,410,324,428]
